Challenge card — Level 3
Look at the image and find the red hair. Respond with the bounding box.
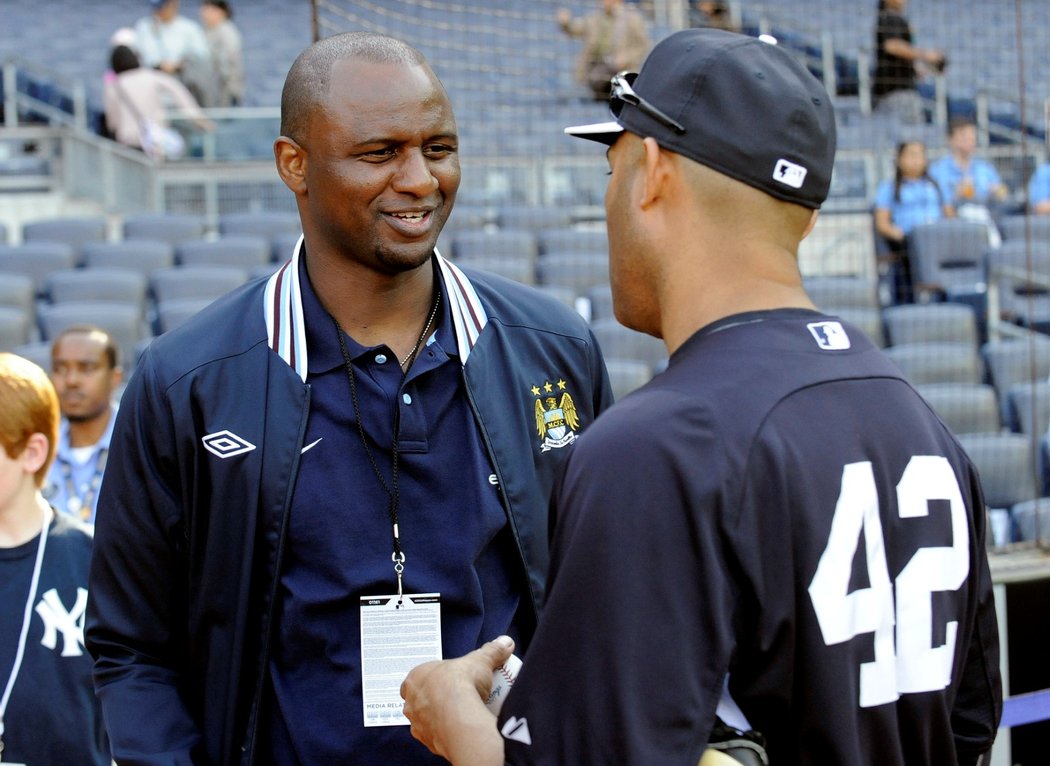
[0,353,59,487]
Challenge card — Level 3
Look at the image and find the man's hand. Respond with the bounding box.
[401,635,515,766]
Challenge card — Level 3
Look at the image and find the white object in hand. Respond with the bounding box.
[485,653,522,714]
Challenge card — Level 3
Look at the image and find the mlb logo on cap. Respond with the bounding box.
[774,159,808,190]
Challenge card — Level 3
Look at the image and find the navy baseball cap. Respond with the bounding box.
[565,28,837,209]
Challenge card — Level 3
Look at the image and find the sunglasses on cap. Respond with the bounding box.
[609,71,685,135]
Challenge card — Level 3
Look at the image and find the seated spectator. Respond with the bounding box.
[1027,162,1050,215]
[134,0,216,106]
[103,44,211,159]
[556,0,650,101]
[874,140,954,302]
[200,0,244,107]
[0,352,110,765]
[929,115,1007,243]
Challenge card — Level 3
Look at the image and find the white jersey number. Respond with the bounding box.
[807,457,970,708]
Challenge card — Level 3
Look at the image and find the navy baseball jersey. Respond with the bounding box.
[499,309,1001,765]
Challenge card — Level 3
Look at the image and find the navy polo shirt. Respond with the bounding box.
[262,254,523,765]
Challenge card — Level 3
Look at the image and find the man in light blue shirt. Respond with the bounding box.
[1028,163,1050,215]
[929,117,1008,209]
[134,0,214,105]
[45,326,123,523]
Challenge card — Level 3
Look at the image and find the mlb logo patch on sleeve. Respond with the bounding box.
[807,321,851,350]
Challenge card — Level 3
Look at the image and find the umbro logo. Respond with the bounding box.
[501,716,532,745]
[201,430,256,459]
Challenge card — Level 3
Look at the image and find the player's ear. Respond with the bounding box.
[639,136,671,209]
[275,136,307,194]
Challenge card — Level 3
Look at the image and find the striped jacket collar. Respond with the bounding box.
[264,235,488,382]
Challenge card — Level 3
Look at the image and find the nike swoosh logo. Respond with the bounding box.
[301,438,323,454]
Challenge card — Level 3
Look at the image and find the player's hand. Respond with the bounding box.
[401,636,514,766]
[556,8,572,26]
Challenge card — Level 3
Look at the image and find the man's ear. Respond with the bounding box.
[275,136,307,194]
[639,136,670,209]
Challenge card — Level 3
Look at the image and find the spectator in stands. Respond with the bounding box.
[556,0,651,100]
[200,0,244,107]
[134,0,216,107]
[0,352,110,765]
[86,31,613,766]
[103,44,211,159]
[874,139,954,302]
[872,0,946,124]
[1026,161,1050,215]
[43,326,122,525]
[690,1,739,32]
[930,116,1008,209]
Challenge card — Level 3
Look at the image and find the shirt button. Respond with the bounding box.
[402,393,412,405]
[375,353,388,364]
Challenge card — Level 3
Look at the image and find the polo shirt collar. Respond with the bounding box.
[264,235,487,381]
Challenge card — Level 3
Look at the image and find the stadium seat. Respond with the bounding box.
[218,210,302,242]
[271,231,303,263]
[453,255,535,285]
[803,275,880,311]
[1006,381,1050,438]
[155,298,216,334]
[123,213,207,245]
[957,432,1041,513]
[0,243,78,297]
[36,301,148,371]
[883,342,983,384]
[496,205,574,232]
[46,269,149,318]
[149,266,249,304]
[22,215,108,256]
[915,382,1001,435]
[987,243,1050,331]
[0,307,32,352]
[1011,496,1050,543]
[999,214,1050,243]
[175,236,272,269]
[11,340,52,371]
[981,336,1050,423]
[451,229,537,262]
[906,219,989,302]
[537,228,608,257]
[604,357,653,401]
[589,317,667,371]
[832,307,886,348]
[882,302,979,347]
[585,284,615,323]
[536,253,610,292]
[0,272,36,314]
[81,240,176,277]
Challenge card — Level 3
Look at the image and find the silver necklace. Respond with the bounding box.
[398,288,442,368]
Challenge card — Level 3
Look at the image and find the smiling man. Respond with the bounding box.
[86,32,612,766]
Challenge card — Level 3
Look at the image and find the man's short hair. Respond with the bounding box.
[280,32,430,143]
[948,115,977,135]
[0,353,59,487]
[52,325,121,370]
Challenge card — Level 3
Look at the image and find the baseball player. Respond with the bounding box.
[401,28,1002,765]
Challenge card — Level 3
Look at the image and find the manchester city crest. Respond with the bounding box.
[531,379,579,452]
